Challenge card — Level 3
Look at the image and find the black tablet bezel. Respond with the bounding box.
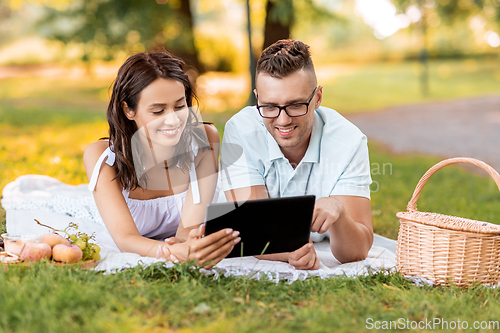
[204,195,315,258]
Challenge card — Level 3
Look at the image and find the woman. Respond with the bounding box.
[83,50,240,268]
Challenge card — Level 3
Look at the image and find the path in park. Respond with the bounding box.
[345,95,500,172]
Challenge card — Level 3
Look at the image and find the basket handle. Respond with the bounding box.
[407,157,500,212]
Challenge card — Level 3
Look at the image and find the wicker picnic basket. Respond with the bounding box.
[396,157,500,287]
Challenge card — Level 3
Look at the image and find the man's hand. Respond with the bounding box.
[286,240,319,270]
[311,196,345,234]
[156,237,181,262]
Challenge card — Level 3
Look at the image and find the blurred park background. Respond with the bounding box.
[2,0,500,236]
[3,3,500,331]
[1,0,500,110]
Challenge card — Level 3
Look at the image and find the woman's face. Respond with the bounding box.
[125,78,189,148]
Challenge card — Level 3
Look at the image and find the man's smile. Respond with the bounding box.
[276,126,296,137]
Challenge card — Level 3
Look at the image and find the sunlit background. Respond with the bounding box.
[1,0,500,189]
[1,0,499,111]
[1,0,500,244]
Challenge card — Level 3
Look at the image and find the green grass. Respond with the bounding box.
[1,60,500,332]
[1,261,499,333]
[0,76,110,193]
[320,58,500,113]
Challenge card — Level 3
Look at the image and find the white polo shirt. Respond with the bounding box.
[221,106,371,200]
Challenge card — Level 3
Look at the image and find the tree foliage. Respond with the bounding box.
[262,0,343,51]
[391,0,499,59]
[36,0,203,71]
[7,0,73,10]
[392,0,499,25]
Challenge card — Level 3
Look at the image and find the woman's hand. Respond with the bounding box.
[158,224,240,269]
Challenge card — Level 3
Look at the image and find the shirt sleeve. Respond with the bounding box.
[220,118,266,191]
[330,136,372,199]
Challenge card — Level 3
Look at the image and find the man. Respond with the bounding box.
[221,39,373,269]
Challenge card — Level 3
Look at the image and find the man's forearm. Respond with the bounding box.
[329,212,373,263]
[255,253,289,262]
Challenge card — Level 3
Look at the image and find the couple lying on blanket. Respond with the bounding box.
[83,39,372,271]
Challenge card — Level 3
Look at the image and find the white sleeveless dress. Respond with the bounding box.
[87,144,209,240]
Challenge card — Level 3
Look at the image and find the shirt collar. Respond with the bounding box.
[267,130,283,161]
[301,110,322,163]
[267,110,324,163]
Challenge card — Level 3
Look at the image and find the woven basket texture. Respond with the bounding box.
[396,157,500,287]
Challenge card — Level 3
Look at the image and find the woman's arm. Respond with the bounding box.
[176,123,221,237]
[83,141,165,258]
[165,123,240,266]
[84,133,239,267]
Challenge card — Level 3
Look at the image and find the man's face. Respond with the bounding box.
[255,70,322,154]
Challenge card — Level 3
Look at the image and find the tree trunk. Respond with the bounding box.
[246,0,257,104]
[262,0,293,51]
[176,0,205,73]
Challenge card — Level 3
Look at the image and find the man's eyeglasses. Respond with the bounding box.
[256,87,317,119]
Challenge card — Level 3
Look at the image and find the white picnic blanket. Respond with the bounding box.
[2,175,397,283]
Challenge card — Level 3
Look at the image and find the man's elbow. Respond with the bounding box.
[332,242,371,264]
[335,251,368,264]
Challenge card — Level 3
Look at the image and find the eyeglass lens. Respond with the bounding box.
[259,104,308,118]
[257,87,317,119]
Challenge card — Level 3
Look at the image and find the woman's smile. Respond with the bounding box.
[158,126,181,137]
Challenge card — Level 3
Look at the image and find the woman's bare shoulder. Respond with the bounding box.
[83,140,111,171]
[203,123,220,144]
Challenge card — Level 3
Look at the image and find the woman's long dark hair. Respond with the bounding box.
[107,49,208,191]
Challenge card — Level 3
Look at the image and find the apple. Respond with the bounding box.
[40,233,70,248]
[20,242,52,262]
[52,244,83,263]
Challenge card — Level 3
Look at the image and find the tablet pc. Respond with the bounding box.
[204,195,315,258]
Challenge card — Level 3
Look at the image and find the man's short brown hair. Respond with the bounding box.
[256,39,315,78]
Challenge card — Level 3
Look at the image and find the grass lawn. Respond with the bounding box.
[1,59,500,332]
[320,57,500,114]
[1,262,500,332]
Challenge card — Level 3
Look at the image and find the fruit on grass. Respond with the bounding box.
[86,243,101,261]
[40,233,70,248]
[70,234,100,260]
[35,219,101,261]
[75,238,86,250]
[52,244,83,263]
[20,242,52,262]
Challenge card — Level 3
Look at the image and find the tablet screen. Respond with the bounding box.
[204,195,315,257]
